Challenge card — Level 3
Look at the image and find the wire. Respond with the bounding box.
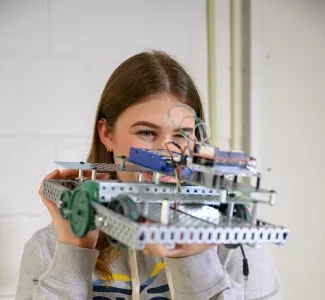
[178,115,199,143]
[167,104,212,146]
[240,244,249,280]
[163,140,184,157]
[194,121,211,145]
[162,140,182,193]
[167,104,198,137]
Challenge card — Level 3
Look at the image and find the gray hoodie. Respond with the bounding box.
[15,224,281,300]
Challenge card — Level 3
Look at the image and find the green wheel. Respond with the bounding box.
[81,180,99,202]
[106,195,139,251]
[81,180,99,230]
[69,188,95,238]
[59,190,72,219]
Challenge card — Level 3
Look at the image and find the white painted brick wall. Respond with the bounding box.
[0,0,49,55]
[251,1,325,299]
[0,0,209,297]
[1,137,56,215]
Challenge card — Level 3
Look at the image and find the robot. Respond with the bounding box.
[42,144,289,253]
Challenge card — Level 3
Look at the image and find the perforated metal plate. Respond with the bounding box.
[43,179,79,203]
[55,161,151,173]
[176,204,221,224]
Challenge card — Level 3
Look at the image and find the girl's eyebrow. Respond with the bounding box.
[130,121,160,129]
[175,127,193,133]
[130,121,194,133]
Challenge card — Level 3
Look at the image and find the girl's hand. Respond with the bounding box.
[143,243,215,258]
[38,169,109,249]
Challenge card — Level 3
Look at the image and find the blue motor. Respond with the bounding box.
[128,147,193,176]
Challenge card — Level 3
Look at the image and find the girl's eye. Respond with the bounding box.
[137,130,156,137]
[174,133,189,139]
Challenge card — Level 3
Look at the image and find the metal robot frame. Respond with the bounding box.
[42,146,289,252]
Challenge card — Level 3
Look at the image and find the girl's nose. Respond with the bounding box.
[153,134,171,149]
[154,136,185,155]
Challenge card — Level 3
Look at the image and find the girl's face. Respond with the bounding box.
[98,92,196,181]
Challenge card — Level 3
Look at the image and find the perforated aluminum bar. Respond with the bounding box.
[98,181,271,204]
[93,202,140,247]
[43,179,273,207]
[91,202,289,249]
[111,192,268,205]
[43,179,77,204]
[98,181,217,198]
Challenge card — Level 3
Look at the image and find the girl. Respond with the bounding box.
[15,51,281,300]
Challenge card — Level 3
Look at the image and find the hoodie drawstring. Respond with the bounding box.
[164,258,175,300]
[129,248,140,300]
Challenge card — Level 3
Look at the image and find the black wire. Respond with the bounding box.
[164,141,183,194]
[165,141,183,168]
[239,244,246,258]
[240,244,249,280]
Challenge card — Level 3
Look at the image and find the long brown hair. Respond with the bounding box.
[87,50,206,281]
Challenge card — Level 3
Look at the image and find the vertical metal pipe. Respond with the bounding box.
[137,172,143,182]
[78,169,84,182]
[230,0,244,151]
[153,172,161,184]
[251,201,259,225]
[207,0,217,145]
[161,200,170,225]
[230,0,252,189]
[139,172,149,216]
[230,0,251,153]
[91,168,97,180]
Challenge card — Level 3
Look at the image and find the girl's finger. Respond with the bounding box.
[57,169,81,179]
[145,244,184,257]
[143,248,151,256]
[42,196,60,216]
[44,169,60,180]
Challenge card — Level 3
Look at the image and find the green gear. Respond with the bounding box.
[59,190,72,219]
[68,188,95,238]
[81,180,99,202]
[80,180,99,230]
